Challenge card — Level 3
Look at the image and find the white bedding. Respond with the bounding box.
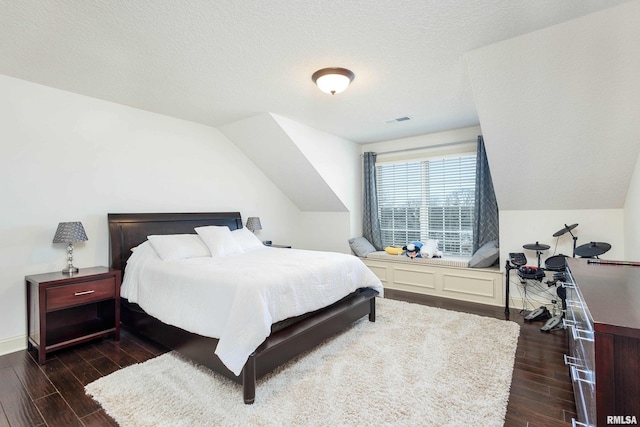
[121,242,383,375]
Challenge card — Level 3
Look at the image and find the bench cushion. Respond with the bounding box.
[365,251,471,268]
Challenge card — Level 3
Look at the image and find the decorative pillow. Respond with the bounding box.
[469,240,500,268]
[147,234,211,261]
[195,226,244,257]
[231,227,264,250]
[348,237,377,257]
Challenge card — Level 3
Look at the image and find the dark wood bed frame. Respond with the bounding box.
[108,212,378,404]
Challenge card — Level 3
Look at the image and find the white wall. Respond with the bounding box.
[361,125,481,157]
[624,152,640,260]
[0,74,303,354]
[297,212,352,253]
[273,114,363,242]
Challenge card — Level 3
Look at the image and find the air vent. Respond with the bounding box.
[384,116,411,124]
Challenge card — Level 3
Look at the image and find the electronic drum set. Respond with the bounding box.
[515,223,611,281]
[504,223,612,332]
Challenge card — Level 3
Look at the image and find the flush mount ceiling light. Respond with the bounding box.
[311,67,355,95]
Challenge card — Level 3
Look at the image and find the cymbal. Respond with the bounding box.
[575,242,611,257]
[553,223,578,237]
[523,241,550,251]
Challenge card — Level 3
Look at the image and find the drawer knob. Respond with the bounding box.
[74,290,96,296]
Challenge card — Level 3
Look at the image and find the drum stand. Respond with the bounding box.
[523,242,550,268]
[504,259,516,318]
[553,223,579,257]
[569,232,578,257]
[535,250,543,268]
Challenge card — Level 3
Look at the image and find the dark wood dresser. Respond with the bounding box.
[565,258,640,427]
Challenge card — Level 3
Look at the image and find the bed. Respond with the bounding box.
[108,212,381,404]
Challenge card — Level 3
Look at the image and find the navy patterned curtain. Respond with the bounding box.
[472,136,499,252]
[363,152,383,250]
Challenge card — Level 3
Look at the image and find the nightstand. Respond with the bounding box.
[25,267,121,364]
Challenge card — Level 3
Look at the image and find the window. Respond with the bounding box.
[376,154,476,256]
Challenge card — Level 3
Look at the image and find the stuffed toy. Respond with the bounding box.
[420,239,443,258]
[403,241,423,258]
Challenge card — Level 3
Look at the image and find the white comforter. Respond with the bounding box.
[121,242,383,375]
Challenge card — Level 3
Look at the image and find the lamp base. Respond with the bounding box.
[62,266,79,274]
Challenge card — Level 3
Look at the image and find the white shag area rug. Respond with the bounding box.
[86,298,520,427]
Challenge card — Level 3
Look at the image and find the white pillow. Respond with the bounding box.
[147,234,211,261]
[231,227,264,249]
[195,226,244,257]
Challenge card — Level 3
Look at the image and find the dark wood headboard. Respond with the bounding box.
[108,212,243,276]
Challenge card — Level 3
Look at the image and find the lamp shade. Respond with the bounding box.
[246,217,262,233]
[311,67,355,95]
[52,222,88,243]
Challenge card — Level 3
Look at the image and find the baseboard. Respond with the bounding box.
[0,335,26,357]
[505,296,525,311]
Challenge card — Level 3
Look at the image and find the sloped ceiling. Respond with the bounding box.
[219,113,347,212]
[466,0,640,210]
[1,1,638,214]
[0,0,631,144]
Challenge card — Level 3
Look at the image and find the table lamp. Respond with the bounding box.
[52,221,88,274]
[246,217,262,233]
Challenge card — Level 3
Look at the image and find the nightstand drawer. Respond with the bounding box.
[46,277,116,311]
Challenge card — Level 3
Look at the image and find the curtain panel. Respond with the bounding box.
[363,152,383,250]
[472,135,499,253]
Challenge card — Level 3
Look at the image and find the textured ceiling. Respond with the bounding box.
[0,0,631,144]
[466,0,640,210]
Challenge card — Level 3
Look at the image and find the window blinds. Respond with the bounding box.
[376,154,476,256]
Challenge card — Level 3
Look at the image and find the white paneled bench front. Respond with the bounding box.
[362,252,503,306]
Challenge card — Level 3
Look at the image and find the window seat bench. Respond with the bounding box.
[362,252,504,307]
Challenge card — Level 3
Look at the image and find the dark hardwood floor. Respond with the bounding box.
[0,292,575,426]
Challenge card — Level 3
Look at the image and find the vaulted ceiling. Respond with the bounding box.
[1,0,638,212]
[0,0,630,144]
